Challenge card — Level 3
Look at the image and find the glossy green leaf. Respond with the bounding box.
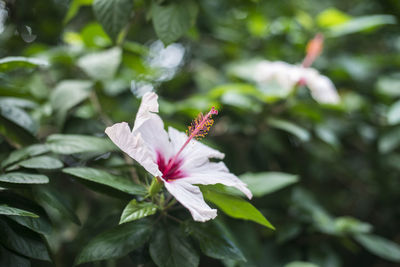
[0,104,37,134]
[1,144,49,168]
[202,188,275,229]
[93,0,133,40]
[0,173,49,184]
[9,215,52,236]
[149,224,199,267]
[75,219,152,264]
[355,234,400,262]
[46,134,117,155]
[0,245,31,267]
[0,205,38,218]
[268,118,310,142]
[14,156,63,170]
[238,172,299,197]
[32,186,81,225]
[0,56,49,71]
[0,219,51,261]
[186,222,245,261]
[63,167,146,195]
[119,200,158,224]
[77,47,122,81]
[152,0,198,45]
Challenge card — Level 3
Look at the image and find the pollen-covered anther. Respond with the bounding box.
[186,107,218,140]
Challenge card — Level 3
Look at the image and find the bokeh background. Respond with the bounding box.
[1,0,400,266]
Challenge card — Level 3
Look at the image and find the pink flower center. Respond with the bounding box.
[156,152,185,181]
[158,107,218,182]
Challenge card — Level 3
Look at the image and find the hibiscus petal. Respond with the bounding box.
[105,122,162,177]
[164,179,217,222]
[132,92,173,160]
[182,161,252,199]
[305,70,340,104]
[167,127,224,169]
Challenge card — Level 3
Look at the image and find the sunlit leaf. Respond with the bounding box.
[327,15,396,37]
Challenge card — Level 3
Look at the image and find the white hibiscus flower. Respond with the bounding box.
[105,92,252,222]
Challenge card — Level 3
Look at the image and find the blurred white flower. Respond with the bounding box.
[105,92,252,222]
[0,1,8,34]
[252,60,340,104]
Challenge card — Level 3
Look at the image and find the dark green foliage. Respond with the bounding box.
[0,0,400,266]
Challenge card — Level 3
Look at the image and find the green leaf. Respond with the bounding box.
[152,0,198,45]
[149,224,199,267]
[46,134,117,155]
[9,215,52,236]
[0,245,31,267]
[32,186,81,225]
[378,126,400,154]
[328,15,396,37]
[0,57,49,72]
[333,216,372,235]
[13,156,63,170]
[0,97,38,109]
[119,200,158,224]
[63,167,146,195]
[0,205,38,218]
[202,188,275,229]
[50,80,93,126]
[317,8,351,28]
[0,103,37,134]
[268,118,310,142]
[387,100,400,125]
[284,262,319,267]
[64,0,94,24]
[0,172,49,184]
[75,219,153,264]
[238,172,299,197]
[376,76,400,97]
[186,222,245,261]
[77,47,122,81]
[355,234,400,262]
[1,144,49,168]
[93,0,133,40]
[0,219,51,261]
